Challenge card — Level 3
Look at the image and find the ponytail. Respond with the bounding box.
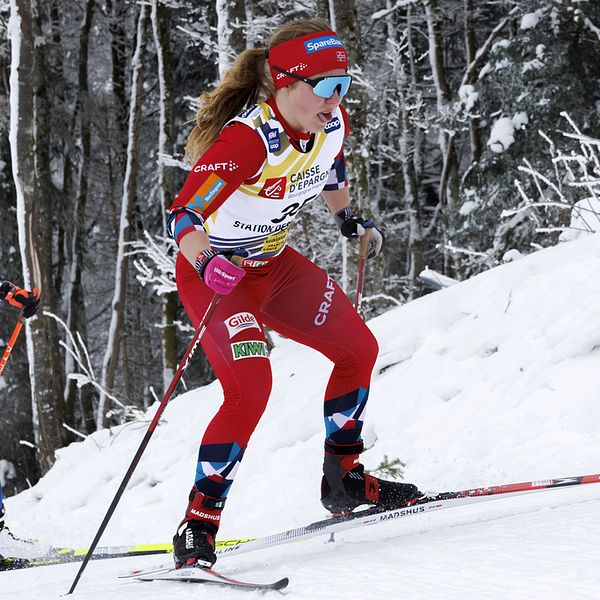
[185,48,271,164]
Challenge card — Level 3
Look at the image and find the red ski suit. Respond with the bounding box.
[170,98,378,500]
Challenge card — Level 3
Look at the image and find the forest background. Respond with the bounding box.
[0,0,599,494]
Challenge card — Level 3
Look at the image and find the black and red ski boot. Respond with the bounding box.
[320,440,422,514]
[172,488,225,568]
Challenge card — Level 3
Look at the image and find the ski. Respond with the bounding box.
[125,564,289,591]
[0,539,255,571]
[5,472,599,573]
[0,543,172,571]
[124,471,600,576]
[210,472,600,561]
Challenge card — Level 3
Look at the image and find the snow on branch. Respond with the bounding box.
[371,0,419,23]
[127,230,177,296]
[582,15,600,44]
[361,293,404,308]
[44,311,146,426]
[158,151,188,170]
[508,115,600,242]
[418,267,460,291]
[461,5,520,88]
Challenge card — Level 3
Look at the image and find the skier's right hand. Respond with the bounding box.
[194,250,246,295]
[0,282,41,318]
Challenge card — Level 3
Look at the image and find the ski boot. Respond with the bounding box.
[172,488,225,568]
[320,440,422,514]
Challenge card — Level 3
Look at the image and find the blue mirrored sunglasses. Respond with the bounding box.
[272,66,353,99]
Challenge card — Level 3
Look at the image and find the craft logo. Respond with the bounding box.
[225,312,261,339]
[276,62,307,79]
[324,116,341,134]
[231,340,269,360]
[193,161,238,173]
[314,275,335,326]
[189,173,226,211]
[258,177,287,200]
[305,36,343,54]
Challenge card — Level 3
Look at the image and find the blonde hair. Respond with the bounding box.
[185,17,333,164]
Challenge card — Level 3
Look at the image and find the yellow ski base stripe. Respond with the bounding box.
[56,537,258,557]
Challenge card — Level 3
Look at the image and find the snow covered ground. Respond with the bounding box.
[2,232,600,599]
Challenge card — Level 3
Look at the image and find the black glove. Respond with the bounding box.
[335,207,385,259]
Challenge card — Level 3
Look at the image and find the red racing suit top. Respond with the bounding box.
[169,97,349,260]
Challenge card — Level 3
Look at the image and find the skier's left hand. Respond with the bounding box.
[335,208,385,259]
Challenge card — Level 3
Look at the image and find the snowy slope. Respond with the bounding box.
[3,232,600,599]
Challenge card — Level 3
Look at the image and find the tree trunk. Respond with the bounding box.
[9,0,66,474]
[423,0,460,273]
[330,0,369,209]
[327,1,370,296]
[150,0,179,393]
[64,0,95,433]
[98,5,148,429]
[216,0,246,77]
[392,10,423,298]
[0,27,40,493]
[464,0,482,163]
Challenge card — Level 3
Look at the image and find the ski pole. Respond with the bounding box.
[0,312,25,377]
[354,229,372,313]
[67,291,222,595]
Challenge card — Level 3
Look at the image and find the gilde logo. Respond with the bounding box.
[225,312,261,339]
[258,177,287,200]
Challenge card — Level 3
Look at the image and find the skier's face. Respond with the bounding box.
[276,69,347,134]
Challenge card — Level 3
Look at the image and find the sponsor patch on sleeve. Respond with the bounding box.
[188,173,227,212]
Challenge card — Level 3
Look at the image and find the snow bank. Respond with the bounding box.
[6,232,600,551]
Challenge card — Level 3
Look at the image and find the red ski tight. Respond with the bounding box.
[176,246,378,499]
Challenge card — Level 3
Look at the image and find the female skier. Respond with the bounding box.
[168,18,421,568]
